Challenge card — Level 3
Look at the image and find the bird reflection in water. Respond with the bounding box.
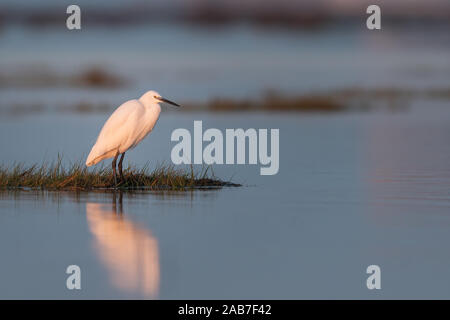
[86,192,159,298]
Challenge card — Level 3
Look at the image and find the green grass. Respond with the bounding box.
[0,159,240,191]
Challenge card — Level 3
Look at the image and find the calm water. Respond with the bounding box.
[1,22,449,299]
[1,99,450,299]
[1,23,449,110]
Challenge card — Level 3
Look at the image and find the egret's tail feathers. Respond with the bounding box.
[85,159,96,167]
[86,146,118,167]
[85,153,98,167]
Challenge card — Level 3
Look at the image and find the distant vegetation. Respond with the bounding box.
[1,86,449,117]
[0,160,239,191]
[184,87,450,113]
[1,2,448,30]
[0,66,124,89]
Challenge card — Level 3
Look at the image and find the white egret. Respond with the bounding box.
[86,90,180,185]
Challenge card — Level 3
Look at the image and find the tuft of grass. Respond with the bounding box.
[0,159,240,191]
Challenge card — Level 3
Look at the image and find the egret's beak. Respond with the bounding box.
[157,96,180,107]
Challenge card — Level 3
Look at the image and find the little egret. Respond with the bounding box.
[86,90,180,185]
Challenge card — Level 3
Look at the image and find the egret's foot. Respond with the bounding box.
[116,178,125,187]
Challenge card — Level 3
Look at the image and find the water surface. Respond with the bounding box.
[1,101,450,299]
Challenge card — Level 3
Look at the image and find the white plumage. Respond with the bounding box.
[86,90,180,184]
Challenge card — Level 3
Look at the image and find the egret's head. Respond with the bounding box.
[140,90,180,107]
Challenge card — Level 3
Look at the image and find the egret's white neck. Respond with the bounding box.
[150,103,161,115]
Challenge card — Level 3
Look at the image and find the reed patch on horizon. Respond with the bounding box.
[171,121,279,176]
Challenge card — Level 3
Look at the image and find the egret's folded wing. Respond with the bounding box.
[86,100,144,166]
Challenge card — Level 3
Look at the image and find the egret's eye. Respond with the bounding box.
[154,96,158,99]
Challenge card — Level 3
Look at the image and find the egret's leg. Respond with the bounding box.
[112,152,119,187]
[118,152,126,181]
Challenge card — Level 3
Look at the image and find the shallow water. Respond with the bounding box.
[1,99,450,299]
[1,20,450,298]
